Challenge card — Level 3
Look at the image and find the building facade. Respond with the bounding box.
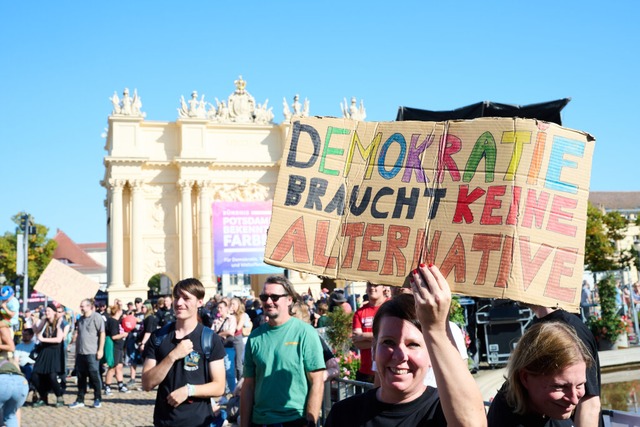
[103,77,367,303]
[588,191,640,284]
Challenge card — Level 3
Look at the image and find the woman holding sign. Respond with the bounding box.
[325,264,485,426]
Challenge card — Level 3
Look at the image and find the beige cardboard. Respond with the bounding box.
[34,259,100,311]
[264,117,595,311]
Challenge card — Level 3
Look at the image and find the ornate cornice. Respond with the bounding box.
[104,156,149,165]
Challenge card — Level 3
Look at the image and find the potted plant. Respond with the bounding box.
[588,275,627,350]
[325,307,361,379]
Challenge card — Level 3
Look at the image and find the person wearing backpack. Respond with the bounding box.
[142,278,226,427]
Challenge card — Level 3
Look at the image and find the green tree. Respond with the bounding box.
[0,212,57,287]
[584,203,630,278]
[326,307,354,355]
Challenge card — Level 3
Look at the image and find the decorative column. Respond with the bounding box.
[179,180,194,278]
[109,179,126,289]
[130,179,145,289]
[198,181,214,288]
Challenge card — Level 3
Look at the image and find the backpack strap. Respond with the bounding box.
[153,322,175,348]
[201,325,213,361]
[201,325,215,381]
[153,322,216,382]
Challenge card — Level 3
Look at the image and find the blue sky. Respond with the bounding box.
[1,1,638,244]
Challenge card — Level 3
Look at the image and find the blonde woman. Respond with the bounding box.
[229,298,251,382]
[487,321,593,426]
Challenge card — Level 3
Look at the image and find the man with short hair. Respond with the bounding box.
[70,299,105,408]
[241,276,326,427]
[352,282,388,383]
[142,278,226,427]
[15,327,36,381]
[156,295,175,328]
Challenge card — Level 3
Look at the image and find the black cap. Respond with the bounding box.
[135,297,143,304]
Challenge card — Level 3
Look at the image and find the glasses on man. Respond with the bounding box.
[259,293,289,303]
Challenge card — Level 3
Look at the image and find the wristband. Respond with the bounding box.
[186,383,195,397]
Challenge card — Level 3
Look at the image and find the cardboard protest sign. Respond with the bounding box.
[34,259,100,311]
[264,117,595,311]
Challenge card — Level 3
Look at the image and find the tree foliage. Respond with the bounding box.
[326,307,354,355]
[587,275,626,343]
[0,212,57,287]
[584,202,630,274]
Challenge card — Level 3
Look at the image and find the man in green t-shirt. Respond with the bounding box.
[241,276,326,427]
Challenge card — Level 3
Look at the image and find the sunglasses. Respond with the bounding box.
[259,293,289,303]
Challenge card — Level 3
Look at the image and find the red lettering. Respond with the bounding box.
[480,186,506,225]
[544,248,578,302]
[546,195,578,237]
[380,225,410,276]
[358,224,384,272]
[312,220,337,269]
[496,235,514,288]
[522,189,549,229]
[440,234,466,283]
[453,185,486,223]
[506,186,522,226]
[269,216,310,263]
[436,134,462,183]
[412,228,426,266]
[471,234,502,285]
[340,223,364,269]
[412,229,440,267]
[519,237,553,291]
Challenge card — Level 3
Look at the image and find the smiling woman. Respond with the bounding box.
[324,264,486,427]
[487,321,593,426]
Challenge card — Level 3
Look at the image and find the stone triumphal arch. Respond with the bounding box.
[103,77,367,303]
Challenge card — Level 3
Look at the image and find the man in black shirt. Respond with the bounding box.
[142,279,226,427]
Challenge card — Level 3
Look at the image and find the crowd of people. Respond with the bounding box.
[0,266,619,426]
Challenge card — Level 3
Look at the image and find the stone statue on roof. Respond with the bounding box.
[341,96,366,121]
[110,88,145,118]
[227,75,255,123]
[283,94,310,122]
[254,99,274,124]
[178,90,215,119]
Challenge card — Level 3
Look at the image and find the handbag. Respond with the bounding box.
[223,335,235,348]
[29,343,42,361]
[217,318,234,347]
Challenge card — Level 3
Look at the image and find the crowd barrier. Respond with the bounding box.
[320,378,375,424]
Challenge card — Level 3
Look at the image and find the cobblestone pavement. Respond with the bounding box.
[20,378,156,427]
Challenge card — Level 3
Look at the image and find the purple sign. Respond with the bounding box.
[212,201,282,275]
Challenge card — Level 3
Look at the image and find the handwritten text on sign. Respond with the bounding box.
[264,117,594,311]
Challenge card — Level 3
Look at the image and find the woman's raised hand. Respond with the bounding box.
[409,264,451,332]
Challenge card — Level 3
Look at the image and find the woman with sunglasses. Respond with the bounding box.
[325,264,486,427]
